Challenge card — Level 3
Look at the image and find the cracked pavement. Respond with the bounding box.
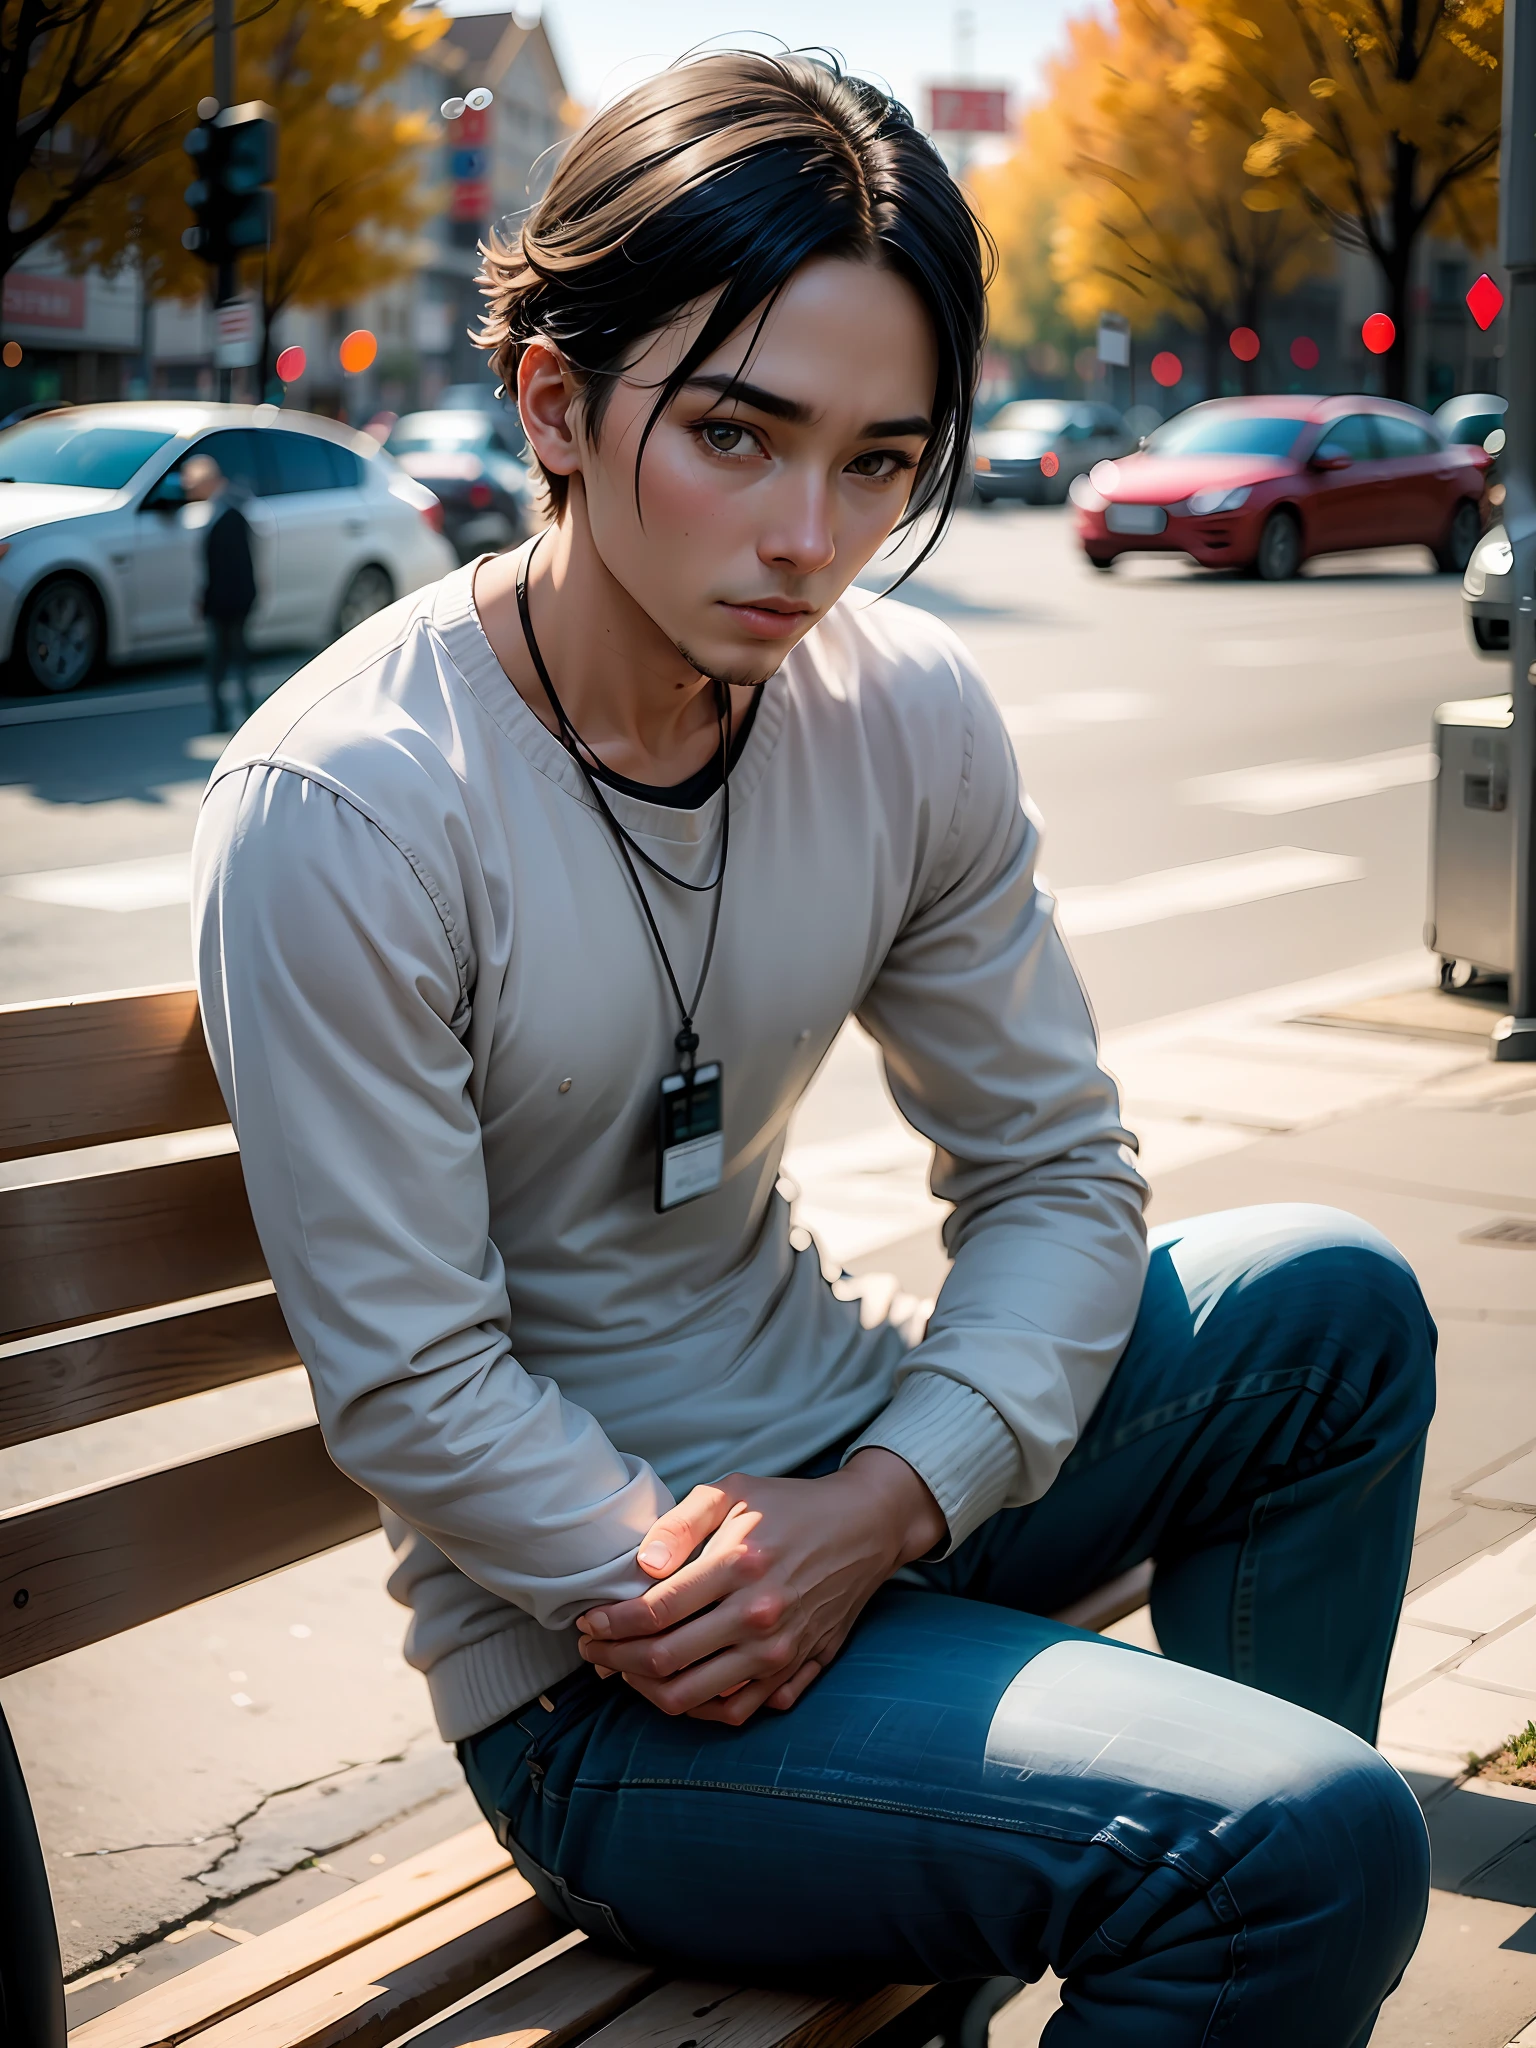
[1,1528,462,1975]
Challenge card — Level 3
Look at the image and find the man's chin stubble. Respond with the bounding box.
[672,636,790,692]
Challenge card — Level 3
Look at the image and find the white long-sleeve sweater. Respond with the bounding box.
[191,560,1148,1742]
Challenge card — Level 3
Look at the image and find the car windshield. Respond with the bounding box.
[386,413,493,455]
[986,402,1073,434]
[1146,413,1304,458]
[0,417,175,488]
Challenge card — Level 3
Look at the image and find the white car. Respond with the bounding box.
[0,402,457,692]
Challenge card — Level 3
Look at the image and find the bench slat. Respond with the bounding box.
[0,987,225,1163]
[187,1872,558,2048]
[68,1827,513,2048]
[2,1291,298,1450]
[0,1427,377,1678]
[0,1153,265,1342]
[406,1943,657,2048]
[579,1978,929,2048]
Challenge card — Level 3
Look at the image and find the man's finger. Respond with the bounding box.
[767,1660,823,1711]
[635,1484,732,1578]
[579,1512,758,1641]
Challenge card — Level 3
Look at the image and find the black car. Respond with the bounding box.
[384,409,537,562]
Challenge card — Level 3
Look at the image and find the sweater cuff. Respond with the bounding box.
[842,1371,1023,1557]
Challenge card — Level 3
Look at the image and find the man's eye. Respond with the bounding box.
[701,423,757,456]
[847,451,904,480]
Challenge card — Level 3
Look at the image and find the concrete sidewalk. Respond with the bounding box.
[23,951,1536,2038]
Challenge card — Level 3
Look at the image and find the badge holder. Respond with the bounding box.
[656,1059,724,1212]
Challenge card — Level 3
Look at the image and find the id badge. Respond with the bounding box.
[656,1061,724,1212]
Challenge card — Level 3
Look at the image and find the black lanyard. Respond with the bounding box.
[514,539,730,1074]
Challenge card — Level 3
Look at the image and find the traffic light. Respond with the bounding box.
[182,102,277,268]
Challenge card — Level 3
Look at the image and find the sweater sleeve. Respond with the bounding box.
[192,763,673,1630]
[844,654,1148,1552]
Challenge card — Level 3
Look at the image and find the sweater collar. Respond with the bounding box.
[429,554,785,849]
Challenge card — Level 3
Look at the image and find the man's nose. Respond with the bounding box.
[759,471,836,577]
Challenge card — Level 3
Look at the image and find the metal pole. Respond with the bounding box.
[213,0,235,403]
[1495,0,1536,1056]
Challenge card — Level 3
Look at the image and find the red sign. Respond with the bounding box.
[2,273,86,330]
[450,178,491,222]
[927,85,1009,134]
[1467,273,1505,330]
[456,107,489,146]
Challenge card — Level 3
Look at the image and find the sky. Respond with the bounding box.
[449,1,1088,128]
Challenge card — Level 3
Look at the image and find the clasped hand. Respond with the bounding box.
[575,1448,945,1726]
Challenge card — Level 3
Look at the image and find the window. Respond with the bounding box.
[1147,413,1305,457]
[182,429,265,494]
[0,417,174,489]
[1313,414,1381,460]
[1433,260,1466,313]
[264,430,355,494]
[1375,414,1439,458]
[1444,410,1504,448]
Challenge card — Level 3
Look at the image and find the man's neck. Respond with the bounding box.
[474,494,749,788]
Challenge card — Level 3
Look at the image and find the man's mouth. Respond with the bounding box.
[719,597,816,638]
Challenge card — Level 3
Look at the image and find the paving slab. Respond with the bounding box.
[1380,1678,1533,1769]
[1371,1890,1536,2047]
[1471,1451,1536,1514]
[1408,1528,1536,1638]
[1386,1624,1475,1698]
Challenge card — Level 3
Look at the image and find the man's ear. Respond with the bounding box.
[518,339,582,482]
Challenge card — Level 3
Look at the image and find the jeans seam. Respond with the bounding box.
[598,1774,1120,1851]
[1064,1363,1362,1472]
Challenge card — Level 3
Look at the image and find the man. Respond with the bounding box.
[193,51,1434,2041]
[183,451,257,731]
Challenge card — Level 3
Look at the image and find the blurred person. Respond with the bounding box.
[193,52,1434,2042]
[183,452,256,731]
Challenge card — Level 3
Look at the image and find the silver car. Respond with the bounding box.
[972,399,1133,506]
[0,402,457,692]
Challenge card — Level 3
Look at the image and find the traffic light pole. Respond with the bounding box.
[213,0,236,401]
[1496,0,1536,1057]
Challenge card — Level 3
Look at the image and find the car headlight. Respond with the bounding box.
[1464,526,1513,599]
[1068,473,1106,512]
[1187,485,1252,517]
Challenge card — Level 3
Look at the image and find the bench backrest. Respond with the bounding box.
[0,986,376,1681]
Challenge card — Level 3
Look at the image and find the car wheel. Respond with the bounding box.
[335,564,395,639]
[1254,510,1302,582]
[1435,499,1483,576]
[1086,553,1115,572]
[17,574,102,692]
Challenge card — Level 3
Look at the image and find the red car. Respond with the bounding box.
[1070,394,1490,580]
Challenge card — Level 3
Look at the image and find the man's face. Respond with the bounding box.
[558,257,939,686]
[183,457,221,502]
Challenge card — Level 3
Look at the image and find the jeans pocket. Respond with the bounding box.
[506,1834,641,1957]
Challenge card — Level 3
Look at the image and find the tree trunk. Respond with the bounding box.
[1377,132,1420,403]
[1202,311,1225,403]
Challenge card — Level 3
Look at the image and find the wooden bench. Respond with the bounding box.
[0,983,1150,2048]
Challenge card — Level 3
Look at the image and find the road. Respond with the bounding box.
[0,504,1493,1020]
[1,504,1507,1984]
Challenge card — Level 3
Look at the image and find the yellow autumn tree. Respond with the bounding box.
[2,0,217,285]
[1050,0,1329,395]
[969,15,1112,378]
[1184,0,1502,396]
[54,0,445,382]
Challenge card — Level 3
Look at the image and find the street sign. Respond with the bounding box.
[927,84,1008,134]
[1096,315,1130,368]
[214,298,258,368]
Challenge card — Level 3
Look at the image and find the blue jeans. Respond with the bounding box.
[460,1206,1436,2043]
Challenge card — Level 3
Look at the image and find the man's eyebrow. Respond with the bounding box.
[684,373,812,423]
[863,415,932,438]
[684,374,932,440]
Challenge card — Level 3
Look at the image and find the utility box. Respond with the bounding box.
[1427,694,1515,979]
